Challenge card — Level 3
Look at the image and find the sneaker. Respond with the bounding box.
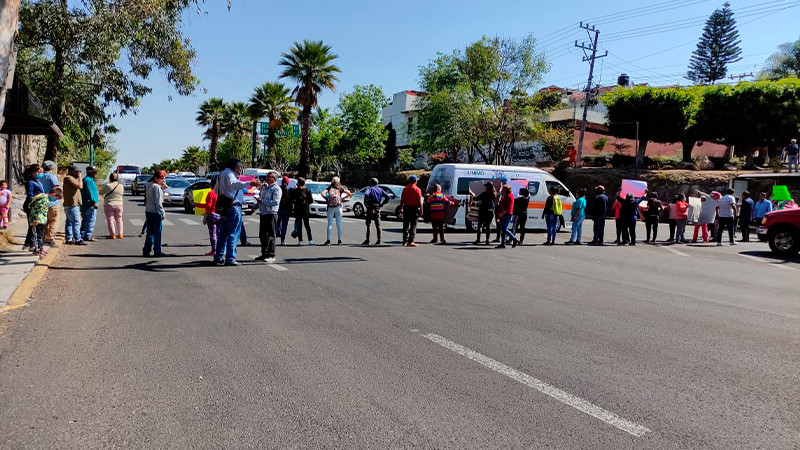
[21,245,30,251]
[717,242,723,246]
[337,240,343,245]
[254,255,268,261]
[362,239,370,246]
[429,239,438,244]
[64,240,75,245]
[75,240,88,246]
[408,242,418,247]
[511,239,518,248]
[266,257,276,263]
[297,241,304,246]
[309,240,316,246]
[214,260,224,266]
[205,250,216,256]
[374,240,381,245]
[224,261,241,266]
[323,240,331,246]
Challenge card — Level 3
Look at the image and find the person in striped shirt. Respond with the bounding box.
[426,183,454,245]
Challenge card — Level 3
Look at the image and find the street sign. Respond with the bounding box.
[258,122,299,137]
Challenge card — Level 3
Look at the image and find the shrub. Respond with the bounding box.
[728,156,744,170]
[656,172,687,184]
[582,153,613,167]
[591,137,608,151]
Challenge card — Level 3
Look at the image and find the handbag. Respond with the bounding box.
[216,194,234,216]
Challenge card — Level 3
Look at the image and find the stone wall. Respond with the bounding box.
[0,133,47,185]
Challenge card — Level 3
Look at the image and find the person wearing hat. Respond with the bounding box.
[37,160,61,247]
[400,174,423,246]
[589,185,608,245]
[80,165,100,241]
[62,165,85,245]
[362,177,389,246]
[473,182,496,245]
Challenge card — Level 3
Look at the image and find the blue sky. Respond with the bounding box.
[113,0,800,167]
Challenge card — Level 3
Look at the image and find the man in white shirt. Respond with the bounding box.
[716,188,738,246]
[213,159,261,266]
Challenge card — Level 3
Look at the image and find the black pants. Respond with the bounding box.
[717,217,735,243]
[477,213,493,242]
[738,218,751,242]
[592,217,606,243]
[402,206,420,243]
[668,219,676,241]
[514,215,527,243]
[259,214,277,257]
[294,215,312,241]
[645,216,659,241]
[615,218,625,242]
[431,219,445,242]
[30,223,45,252]
[621,218,636,243]
[365,206,382,240]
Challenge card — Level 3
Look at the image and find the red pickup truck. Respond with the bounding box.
[757,208,800,256]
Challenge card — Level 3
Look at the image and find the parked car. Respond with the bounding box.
[206,171,220,180]
[349,184,404,218]
[306,181,332,216]
[177,171,196,178]
[162,178,193,206]
[757,208,800,256]
[131,174,152,196]
[182,180,213,213]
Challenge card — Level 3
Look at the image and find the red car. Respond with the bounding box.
[757,208,800,256]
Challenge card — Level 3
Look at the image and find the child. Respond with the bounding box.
[674,194,689,244]
[512,188,529,245]
[666,195,679,242]
[0,180,11,229]
[28,187,63,256]
[195,179,219,256]
[612,191,623,244]
[426,183,454,244]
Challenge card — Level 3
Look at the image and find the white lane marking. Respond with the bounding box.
[162,219,174,226]
[663,246,690,257]
[129,218,144,227]
[271,265,288,271]
[738,253,796,271]
[421,333,651,437]
[179,218,200,225]
[245,217,259,224]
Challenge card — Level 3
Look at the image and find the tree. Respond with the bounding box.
[196,98,226,171]
[336,85,389,166]
[272,135,300,174]
[309,107,343,171]
[279,40,341,179]
[539,125,574,162]
[17,0,200,162]
[414,35,550,165]
[179,145,208,174]
[249,82,297,167]
[602,86,700,167]
[686,2,742,84]
[220,101,252,143]
[0,0,21,133]
[759,36,800,80]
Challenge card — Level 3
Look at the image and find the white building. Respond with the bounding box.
[381,90,426,149]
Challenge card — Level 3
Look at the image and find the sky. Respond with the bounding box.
[112,0,800,167]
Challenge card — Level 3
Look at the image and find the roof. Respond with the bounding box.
[1,75,64,138]
[438,163,547,174]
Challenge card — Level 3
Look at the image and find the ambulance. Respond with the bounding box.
[426,163,576,230]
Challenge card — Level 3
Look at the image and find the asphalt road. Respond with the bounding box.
[0,195,798,449]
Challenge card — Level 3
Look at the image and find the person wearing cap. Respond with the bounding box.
[37,160,61,247]
[473,182,496,245]
[400,174,423,246]
[362,177,389,246]
[80,165,100,241]
[589,185,608,245]
[277,176,292,245]
[62,165,85,245]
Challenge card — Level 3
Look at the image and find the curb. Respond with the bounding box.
[1,238,64,315]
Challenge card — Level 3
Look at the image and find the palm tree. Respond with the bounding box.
[249,82,298,167]
[279,40,341,178]
[196,98,226,171]
[180,145,208,174]
[220,101,253,142]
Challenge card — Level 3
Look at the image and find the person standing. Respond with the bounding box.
[255,171,281,262]
[738,190,754,242]
[618,192,638,245]
[143,170,168,257]
[99,172,124,239]
[362,178,388,246]
[427,183,454,244]
[322,176,351,246]
[674,194,689,244]
[290,177,314,246]
[566,188,587,244]
[22,164,44,251]
[80,166,99,242]
[400,175,423,247]
[512,187,530,245]
[716,188,738,246]
[612,192,623,244]
[214,159,261,265]
[38,160,61,247]
[28,187,62,257]
[495,185,518,248]
[643,192,662,244]
[752,191,772,226]
[196,177,219,256]
[666,195,679,243]
[62,166,85,245]
[473,183,496,245]
[693,192,715,243]
[589,185,608,245]
[783,138,798,173]
[0,180,11,230]
[542,186,561,245]
[277,176,292,245]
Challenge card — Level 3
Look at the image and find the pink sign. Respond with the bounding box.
[239,175,255,182]
[621,179,647,197]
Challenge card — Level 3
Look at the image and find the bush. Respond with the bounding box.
[582,153,613,167]
[611,153,636,168]
[591,137,608,151]
[728,156,744,170]
[648,155,680,169]
[656,172,687,184]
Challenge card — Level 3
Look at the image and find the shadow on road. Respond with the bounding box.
[283,256,365,264]
[740,249,799,263]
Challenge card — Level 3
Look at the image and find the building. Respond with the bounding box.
[381,90,425,149]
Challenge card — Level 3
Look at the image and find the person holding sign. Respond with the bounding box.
[195,178,219,256]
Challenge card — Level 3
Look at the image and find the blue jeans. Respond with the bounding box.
[570,216,584,242]
[545,213,558,243]
[499,214,516,243]
[216,205,243,263]
[80,206,96,240]
[143,211,163,255]
[593,217,606,243]
[277,209,291,242]
[788,155,798,173]
[64,206,81,241]
[327,206,342,242]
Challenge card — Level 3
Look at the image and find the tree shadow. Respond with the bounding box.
[740,250,799,263]
[283,256,366,264]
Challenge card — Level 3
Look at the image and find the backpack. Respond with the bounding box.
[552,196,563,216]
[327,187,341,207]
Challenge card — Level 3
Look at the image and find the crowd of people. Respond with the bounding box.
[7,156,789,262]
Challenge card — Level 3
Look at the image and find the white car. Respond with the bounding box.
[305,181,330,216]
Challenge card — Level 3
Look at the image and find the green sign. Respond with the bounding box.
[258,122,299,137]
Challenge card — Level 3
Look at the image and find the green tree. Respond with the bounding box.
[602,86,701,167]
[220,101,253,143]
[539,125,574,162]
[17,0,200,162]
[686,2,742,84]
[272,135,301,173]
[309,107,343,171]
[196,98,226,171]
[249,82,297,167]
[336,85,389,166]
[759,36,800,80]
[179,145,208,174]
[279,40,341,179]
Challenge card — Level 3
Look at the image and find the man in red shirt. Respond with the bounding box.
[400,175,424,247]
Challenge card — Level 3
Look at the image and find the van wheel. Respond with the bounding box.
[353,203,365,218]
[768,226,800,256]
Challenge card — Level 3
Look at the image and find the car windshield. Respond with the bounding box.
[384,186,403,197]
[136,175,151,181]
[165,179,191,189]
[305,184,327,194]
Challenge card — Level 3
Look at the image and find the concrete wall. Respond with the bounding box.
[0,133,47,185]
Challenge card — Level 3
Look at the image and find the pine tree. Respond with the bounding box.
[686,2,742,84]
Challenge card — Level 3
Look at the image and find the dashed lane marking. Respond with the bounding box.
[420,332,652,437]
[178,218,200,225]
[129,218,144,227]
[663,246,690,257]
[271,265,288,271]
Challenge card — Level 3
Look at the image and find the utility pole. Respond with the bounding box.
[728,72,754,82]
[574,22,607,168]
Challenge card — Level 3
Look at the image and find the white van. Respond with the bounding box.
[243,168,270,178]
[427,163,576,231]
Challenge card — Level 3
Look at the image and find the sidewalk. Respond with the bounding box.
[0,208,65,312]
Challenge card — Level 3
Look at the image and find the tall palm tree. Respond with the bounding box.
[196,98,226,171]
[249,82,298,167]
[180,145,207,174]
[279,40,341,178]
[220,101,253,142]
